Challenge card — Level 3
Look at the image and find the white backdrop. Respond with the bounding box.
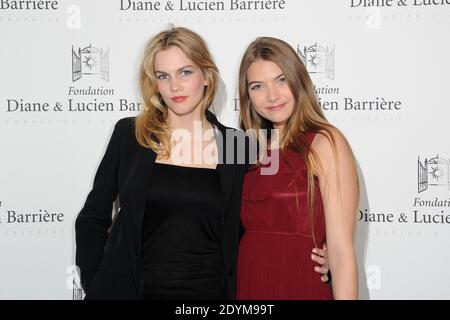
[1,0,449,299]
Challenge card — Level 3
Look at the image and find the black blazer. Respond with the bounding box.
[75,111,247,300]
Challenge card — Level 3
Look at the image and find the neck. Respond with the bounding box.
[273,124,284,135]
[167,109,206,132]
[271,123,285,148]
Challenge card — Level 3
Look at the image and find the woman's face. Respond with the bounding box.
[154,45,207,118]
[246,59,294,130]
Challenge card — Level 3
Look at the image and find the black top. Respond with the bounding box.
[142,162,224,299]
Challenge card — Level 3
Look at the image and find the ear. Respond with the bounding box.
[203,69,212,87]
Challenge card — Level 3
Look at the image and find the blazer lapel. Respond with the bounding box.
[207,111,238,222]
[125,141,156,258]
[135,142,156,219]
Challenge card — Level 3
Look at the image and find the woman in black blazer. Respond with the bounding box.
[75,26,329,300]
[75,26,249,300]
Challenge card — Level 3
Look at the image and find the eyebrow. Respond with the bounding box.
[247,73,285,87]
[154,65,194,74]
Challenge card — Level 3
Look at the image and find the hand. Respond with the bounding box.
[311,243,330,283]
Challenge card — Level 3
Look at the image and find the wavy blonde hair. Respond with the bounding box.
[135,26,219,158]
[239,37,338,245]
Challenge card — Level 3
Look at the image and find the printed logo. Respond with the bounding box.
[298,43,335,80]
[418,155,450,193]
[71,44,109,82]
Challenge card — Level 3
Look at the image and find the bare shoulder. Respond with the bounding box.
[311,127,355,170]
[311,127,351,154]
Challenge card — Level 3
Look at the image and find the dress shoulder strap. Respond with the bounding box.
[305,131,317,147]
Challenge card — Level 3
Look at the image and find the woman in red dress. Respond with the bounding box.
[237,37,359,300]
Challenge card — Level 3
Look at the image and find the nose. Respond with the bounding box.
[169,77,182,92]
[267,84,279,102]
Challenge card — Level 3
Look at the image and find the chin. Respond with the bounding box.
[263,115,289,127]
[168,105,197,116]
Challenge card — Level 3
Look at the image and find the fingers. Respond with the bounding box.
[312,247,330,280]
[312,247,328,258]
[314,265,328,275]
[311,252,327,268]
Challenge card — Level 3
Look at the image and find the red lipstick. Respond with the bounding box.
[171,96,188,103]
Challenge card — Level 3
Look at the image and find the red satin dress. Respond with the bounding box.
[237,133,333,300]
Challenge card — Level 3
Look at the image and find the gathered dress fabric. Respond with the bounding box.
[237,132,333,300]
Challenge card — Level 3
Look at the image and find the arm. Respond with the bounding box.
[312,128,359,299]
[75,120,123,292]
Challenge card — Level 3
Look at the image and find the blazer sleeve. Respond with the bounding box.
[75,120,123,292]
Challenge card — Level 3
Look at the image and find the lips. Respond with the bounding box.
[267,102,286,111]
[171,96,188,103]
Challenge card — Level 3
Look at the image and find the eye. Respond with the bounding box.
[155,73,168,80]
[277,77,287,85]
[180,69,193,77]
[249,84,262,91]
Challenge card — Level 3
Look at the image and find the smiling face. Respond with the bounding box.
[246,59,295,131]
[153,45,207,118]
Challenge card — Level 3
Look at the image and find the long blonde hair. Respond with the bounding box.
[239,37,337,244]
[136,26,219,158]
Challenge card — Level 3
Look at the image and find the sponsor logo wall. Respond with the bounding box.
[0,0,449,299]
